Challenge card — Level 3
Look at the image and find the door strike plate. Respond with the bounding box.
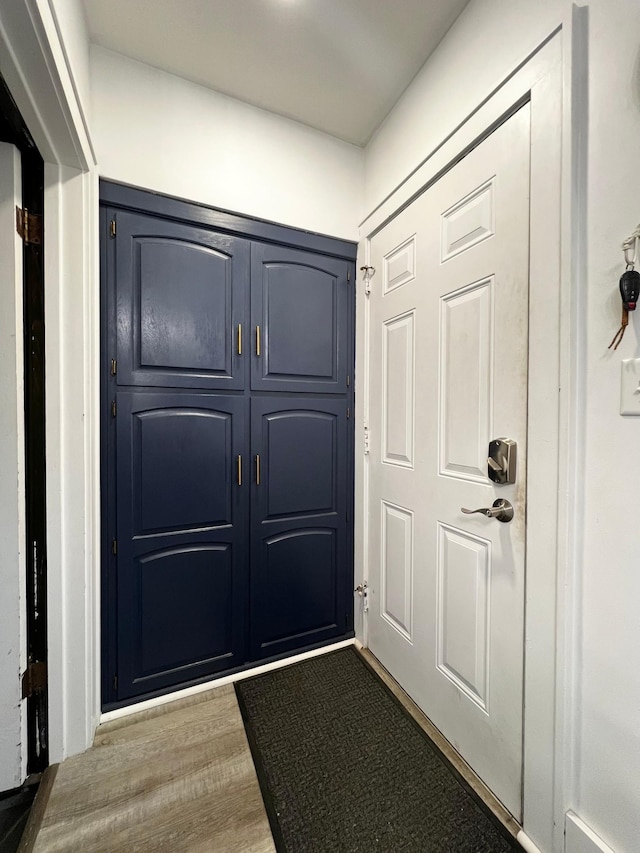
[487,438,517,485]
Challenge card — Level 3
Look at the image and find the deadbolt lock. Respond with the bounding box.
[487,438,517,485]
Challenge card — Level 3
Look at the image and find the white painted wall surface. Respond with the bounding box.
[363,2,640,851]
[39,0,91,124]
[0,143,26,792]
[364,0,563,215]
[90,47,363,241]
[579,1,640,848]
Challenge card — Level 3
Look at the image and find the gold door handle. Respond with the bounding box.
[237,323,242,355]
[255,325,261,356]
[255,454,261,485]
[237,455,242,486]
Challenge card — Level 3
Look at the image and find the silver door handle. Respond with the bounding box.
[461,499,514,523]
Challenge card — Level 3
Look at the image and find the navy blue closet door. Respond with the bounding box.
[116,211,249,390]
[251,244,349,393]
[116,390,248,699]
[250,397,348,659]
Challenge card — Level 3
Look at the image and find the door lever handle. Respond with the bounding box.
[461,499,514,523]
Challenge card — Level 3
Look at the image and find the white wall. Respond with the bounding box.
[42,0,91,124]
[578,0,640,847]
[90,47,363,241]
[364,0,563,215]
[363,2,640,852]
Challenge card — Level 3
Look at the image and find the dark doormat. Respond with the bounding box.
[0,780,39,853]
[235,647,519,853]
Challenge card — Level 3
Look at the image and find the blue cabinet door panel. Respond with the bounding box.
[258,529,338,651]
[116,391,248,699]
[250,397,348,658]
[251,244,349,393]
[262,409,337,519]
[133,406,233,533]
[136,544,233,679]
[116,212,249,390]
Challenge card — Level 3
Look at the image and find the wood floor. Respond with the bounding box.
[19,685,275,853]
[17,647,519,852]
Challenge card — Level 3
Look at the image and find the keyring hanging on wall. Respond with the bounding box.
[609,225,640,350]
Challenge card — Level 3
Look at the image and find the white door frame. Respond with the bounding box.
[355,24,585,853]
[0,142,27,791]
[0,0,100,763]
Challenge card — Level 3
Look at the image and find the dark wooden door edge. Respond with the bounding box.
[0,70,49,774]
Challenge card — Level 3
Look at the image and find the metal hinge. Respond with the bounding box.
[347,270,351,282]
[110,359,117,376]
[111,400,117,418]
[112,674,118,691]
[355,581,369,613]
[347,375,351,388]
[16,207,43,245]
[110,219,116,238]
[112,539,117,556]
[21,661,47,699]
[363,424,370,454]
[347,407,351,419]
[359,265,375,296]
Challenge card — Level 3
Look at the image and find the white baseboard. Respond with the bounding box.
[100,638,357,725]
[565,812,616,853]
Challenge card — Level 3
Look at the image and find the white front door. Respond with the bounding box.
[367,104,530,818]
[0,141,27,791]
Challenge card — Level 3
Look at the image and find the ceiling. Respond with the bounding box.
[82,0,470,146]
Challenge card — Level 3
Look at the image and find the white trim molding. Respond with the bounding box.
[564,813,616,853]
[100,639,358,725]
[0,0,99,763]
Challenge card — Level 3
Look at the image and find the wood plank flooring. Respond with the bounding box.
[19,685,275,853]
[18,647,520,852]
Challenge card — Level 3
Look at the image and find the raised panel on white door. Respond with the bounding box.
[437,523,491,712]
[383,235,416,294]
[441,178,494,262]
[381,501,413,642]
[383,311,415,468]
[439,278,493,482]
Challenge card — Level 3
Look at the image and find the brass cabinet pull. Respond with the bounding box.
[255,454,261,485]
[237,323,242,355]
[255,325,261,356]
[237,455,242,486]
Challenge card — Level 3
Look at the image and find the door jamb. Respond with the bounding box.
[0,75,48,776]
[0,0,100,763]
[355,27,582,853]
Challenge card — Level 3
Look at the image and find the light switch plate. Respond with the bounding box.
[620,358,640,415]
